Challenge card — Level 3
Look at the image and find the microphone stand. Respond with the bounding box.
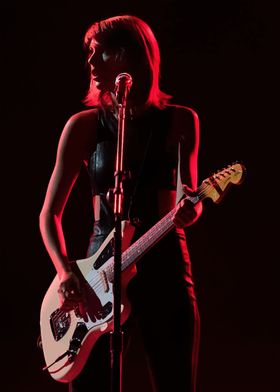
[110,76,131,392]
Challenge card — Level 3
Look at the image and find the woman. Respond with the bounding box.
[39,14,202,392]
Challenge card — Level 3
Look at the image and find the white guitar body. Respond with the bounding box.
[40,162,245,383]
[40,221,136,383]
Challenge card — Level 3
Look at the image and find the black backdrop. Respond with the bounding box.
[1,1,278,391]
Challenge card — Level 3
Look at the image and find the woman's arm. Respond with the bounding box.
[39,109,97,311]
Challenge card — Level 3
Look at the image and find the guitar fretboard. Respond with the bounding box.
[105,194,200,281]
[122,208,176,269]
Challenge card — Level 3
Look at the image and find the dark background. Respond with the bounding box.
[1,1,278,391]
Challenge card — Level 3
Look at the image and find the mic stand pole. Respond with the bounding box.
[111,99,127,392]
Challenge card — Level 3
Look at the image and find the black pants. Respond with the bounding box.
[69,285,200,392]
[70,228,201,392]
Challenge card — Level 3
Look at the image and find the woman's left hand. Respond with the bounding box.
[173,197,203,228]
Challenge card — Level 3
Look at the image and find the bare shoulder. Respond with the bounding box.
[58,108,99,162]
[166,103,199,125]
[164,104,200,142]
[66,108,99,130]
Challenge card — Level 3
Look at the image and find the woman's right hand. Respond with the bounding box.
[58,270,88,320]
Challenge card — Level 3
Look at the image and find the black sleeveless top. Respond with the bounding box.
[86,105,195,289]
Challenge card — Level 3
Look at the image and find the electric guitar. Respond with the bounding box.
[39,162,245,383]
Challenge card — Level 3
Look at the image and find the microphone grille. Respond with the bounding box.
[115,73,133,87]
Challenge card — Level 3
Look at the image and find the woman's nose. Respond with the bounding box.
[88,49,99,66]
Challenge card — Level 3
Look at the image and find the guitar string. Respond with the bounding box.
[52,183,218,321]
[52,184,213,322]
[81,182,214,294]
[52,167,243,324]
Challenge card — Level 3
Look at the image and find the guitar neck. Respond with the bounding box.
[105,162,244,278]
[122,208,175,269]
[121,193,201,271]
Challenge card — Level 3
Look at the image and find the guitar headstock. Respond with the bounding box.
[201,162,246,203]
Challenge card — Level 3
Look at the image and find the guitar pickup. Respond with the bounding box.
[99,270,109,293]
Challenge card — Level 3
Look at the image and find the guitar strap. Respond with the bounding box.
[176,142,185,204]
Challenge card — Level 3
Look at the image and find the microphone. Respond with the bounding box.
[114,73,133,106]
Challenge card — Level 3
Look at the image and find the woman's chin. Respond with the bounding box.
[95,80,113,93]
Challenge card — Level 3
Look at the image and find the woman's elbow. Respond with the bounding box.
[39,208,60,232]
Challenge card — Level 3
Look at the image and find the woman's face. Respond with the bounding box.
[88,39,127,92]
